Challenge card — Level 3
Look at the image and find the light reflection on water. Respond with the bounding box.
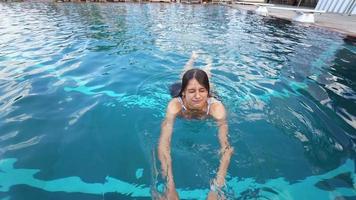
[0,2,355,199]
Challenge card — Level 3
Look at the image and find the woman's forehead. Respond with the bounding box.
[186,79,205,89]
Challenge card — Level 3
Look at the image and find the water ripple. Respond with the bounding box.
[0,135,45,155]
[0,3,355,199]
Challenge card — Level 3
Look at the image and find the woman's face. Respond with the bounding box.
[182,78,209,110]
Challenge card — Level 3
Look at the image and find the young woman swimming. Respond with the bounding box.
[158,52,234,200]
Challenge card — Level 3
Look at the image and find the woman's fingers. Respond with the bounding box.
[207,191,218,200]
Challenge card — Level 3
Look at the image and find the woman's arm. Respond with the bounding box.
[208,103,234,199]
[158,100,180,199]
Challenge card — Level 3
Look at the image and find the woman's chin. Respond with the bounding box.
[190,103,203,109]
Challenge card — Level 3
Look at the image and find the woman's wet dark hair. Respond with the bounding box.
[177,69,210,97]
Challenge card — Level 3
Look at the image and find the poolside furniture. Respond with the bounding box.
[212,0,232,4]
[234,1,275,16]
[234,0,327,23]
[315,0,356,15]
[150,0,171,2]
[269,6,326,23]
[237,0,265,2]
[181,0,202,3]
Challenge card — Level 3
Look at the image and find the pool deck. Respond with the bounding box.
[228,4,356,37]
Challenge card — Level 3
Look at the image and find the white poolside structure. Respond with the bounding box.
[316,0,356,15]
[234,0,356,23]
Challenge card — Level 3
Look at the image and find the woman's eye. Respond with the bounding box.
[188,90,195,93]
[199,89,206,93]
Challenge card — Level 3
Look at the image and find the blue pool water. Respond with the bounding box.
[0,2,355,200]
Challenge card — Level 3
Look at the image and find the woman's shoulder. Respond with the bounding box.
[209,97,224,108]
[209,98,226,120]
[166,98,182,115]
[209,97,220,104]
[169,97,181,105]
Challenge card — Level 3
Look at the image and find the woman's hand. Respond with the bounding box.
[207,175,229,200]
[207,191,218,200]
[165,187,179,200]
[207,190,226,200]
[158,185,179,200]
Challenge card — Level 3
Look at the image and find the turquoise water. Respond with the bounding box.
[0,2,355,199]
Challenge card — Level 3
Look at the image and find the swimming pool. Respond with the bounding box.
[0,2,355,199]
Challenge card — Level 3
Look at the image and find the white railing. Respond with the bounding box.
[315,0,356,15]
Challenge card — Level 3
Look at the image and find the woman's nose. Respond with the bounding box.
[194,92,201,98]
